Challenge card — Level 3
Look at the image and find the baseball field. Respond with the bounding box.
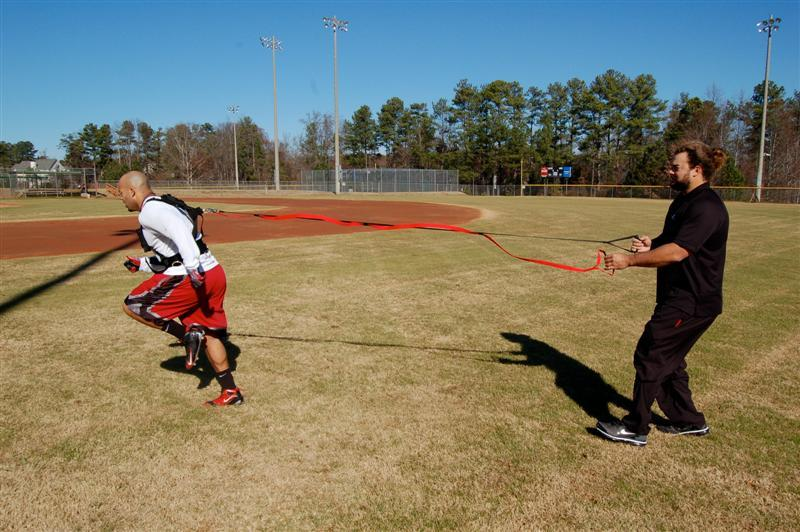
[1,193,798,529]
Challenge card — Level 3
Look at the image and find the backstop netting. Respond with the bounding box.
[0,169,97,196]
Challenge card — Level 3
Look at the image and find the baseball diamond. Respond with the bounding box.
[0,197,480,259]
[0,193,797,530]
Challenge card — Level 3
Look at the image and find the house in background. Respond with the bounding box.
[11,158,67,176]
[8,158,70,191]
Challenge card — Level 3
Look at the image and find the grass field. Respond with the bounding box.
[0,195,275,222]
[1,194,798,529]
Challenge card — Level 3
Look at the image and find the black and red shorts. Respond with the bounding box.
[124,265,228,333]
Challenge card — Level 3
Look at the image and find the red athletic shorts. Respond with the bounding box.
[124,265,228,333]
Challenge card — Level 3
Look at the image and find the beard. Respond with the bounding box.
[670,180,688,192]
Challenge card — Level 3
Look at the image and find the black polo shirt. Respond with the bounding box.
[651,183,729,316]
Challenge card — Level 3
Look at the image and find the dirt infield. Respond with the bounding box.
[0,197,480,259]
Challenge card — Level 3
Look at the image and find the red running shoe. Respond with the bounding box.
[204,388,244,407]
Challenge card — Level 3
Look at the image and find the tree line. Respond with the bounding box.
[6,70,799,187]
[0,141,37,167]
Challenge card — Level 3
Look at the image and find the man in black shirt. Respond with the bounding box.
[596,140,729,446]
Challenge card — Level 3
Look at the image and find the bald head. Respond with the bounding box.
[118,171,154,212]
[119,170,150,190]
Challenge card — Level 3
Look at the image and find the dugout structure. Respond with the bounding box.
[301,168,459,193]
[0,168,98,197]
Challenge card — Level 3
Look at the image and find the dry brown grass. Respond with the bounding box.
[1,194,798,529]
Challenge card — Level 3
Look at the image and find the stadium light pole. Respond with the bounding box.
[260,35,282,192]
[323,15,348,194]
[755,15,781,202]
[227,105,240,190]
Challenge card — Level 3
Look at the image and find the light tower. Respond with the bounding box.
[227,105,239,189]
[260,35,283,192]
[755,15,781,202]
[323,16,348,194]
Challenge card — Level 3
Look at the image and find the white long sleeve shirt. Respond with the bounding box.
[136,195,219,275]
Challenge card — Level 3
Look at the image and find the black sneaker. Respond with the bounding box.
[595,421,647,446]
[656,423,710,436]
[183,325,205,370]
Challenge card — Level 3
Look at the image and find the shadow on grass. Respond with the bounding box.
[230,332,509,360]
[0,237,139,317]
[497,332,644,423]
[160,338,241,389]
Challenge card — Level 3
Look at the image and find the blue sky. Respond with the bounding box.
[2,0,798,159]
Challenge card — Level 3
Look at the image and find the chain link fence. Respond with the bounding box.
[3,168,797,204]
[0,169,99,197]
[301,169,459,193]
[463,183,800,203]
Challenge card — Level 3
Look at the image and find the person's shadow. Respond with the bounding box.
[498,332,666,425]
[160,337,241,389]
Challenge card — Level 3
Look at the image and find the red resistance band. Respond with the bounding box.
[214,211,605,273]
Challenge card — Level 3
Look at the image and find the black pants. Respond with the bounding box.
[623,304,717,435]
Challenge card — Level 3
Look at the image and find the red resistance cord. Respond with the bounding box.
[213,210,605,273]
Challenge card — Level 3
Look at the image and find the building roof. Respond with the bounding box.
[11,159,62,171]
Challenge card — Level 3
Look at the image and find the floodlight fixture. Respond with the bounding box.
[756,16,781,33]
[260,35,283,51]
[323,16,348,32]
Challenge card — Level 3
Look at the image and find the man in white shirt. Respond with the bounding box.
[117,171,243,407]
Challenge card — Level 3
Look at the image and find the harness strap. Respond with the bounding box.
[138,195,209,266]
